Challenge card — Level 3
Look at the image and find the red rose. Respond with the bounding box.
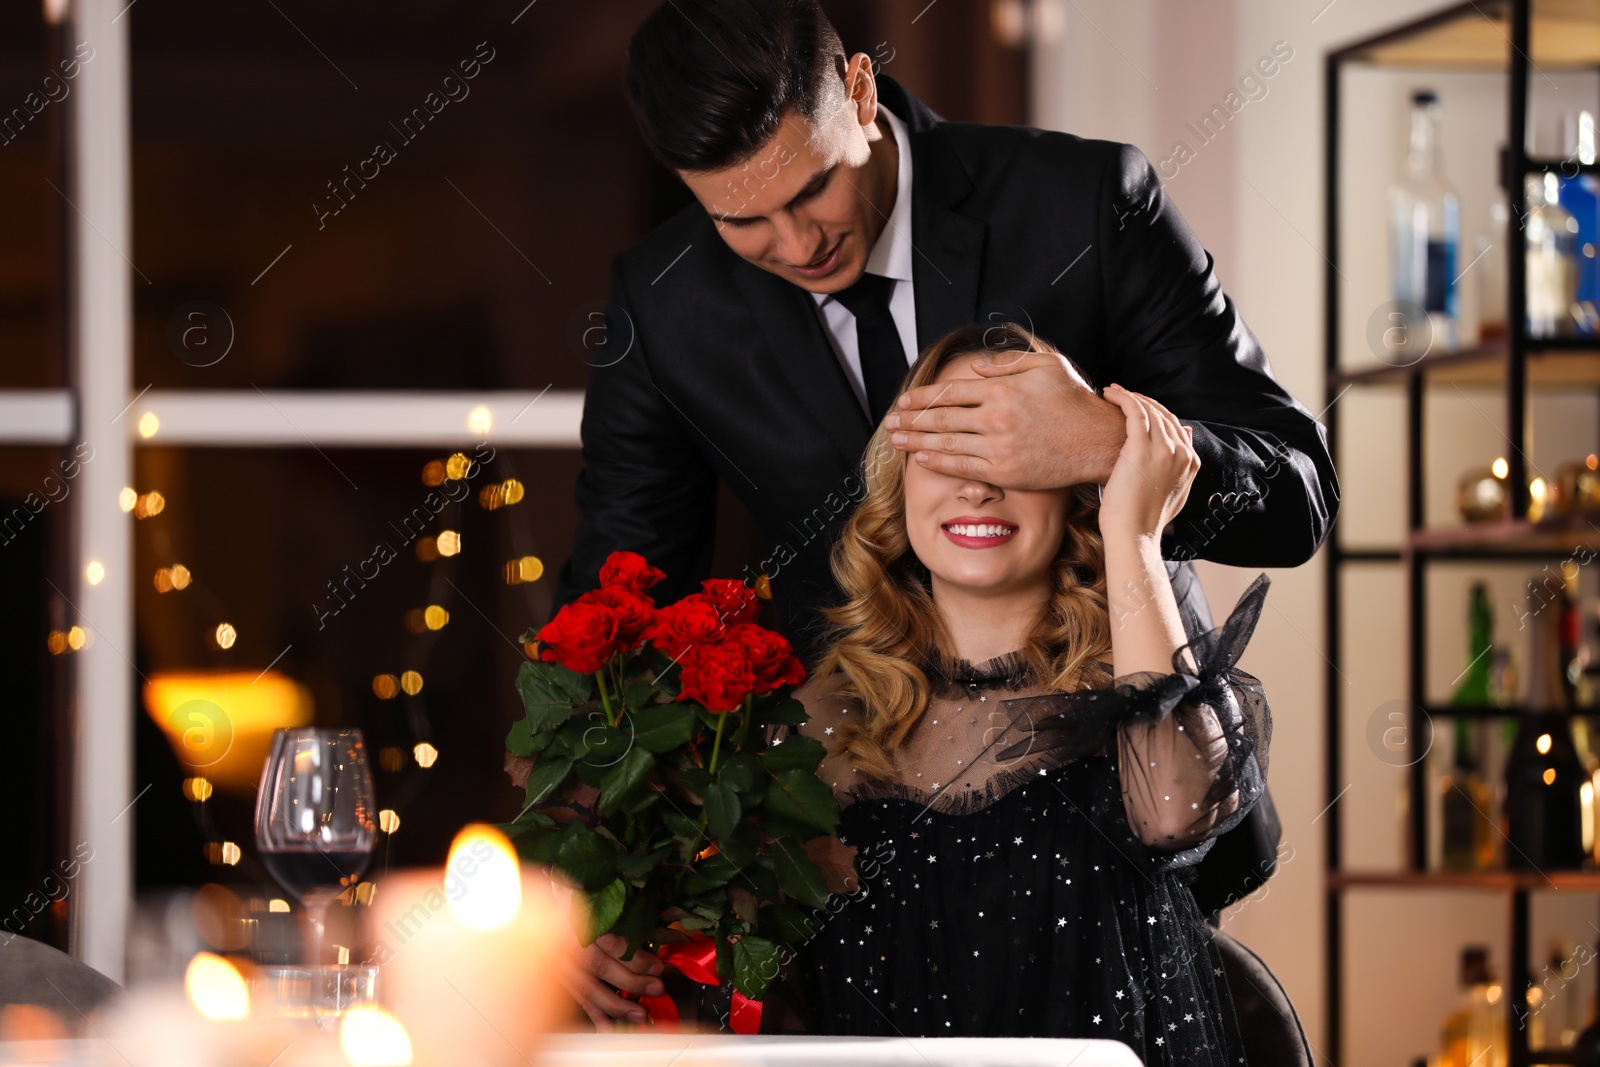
[577,586,655,648]
[700,578,760,626]
[644,594,727,659]
[678,640,757,713]
[598,551,666,596]
[536,601,620,675]
[727,623,806,693]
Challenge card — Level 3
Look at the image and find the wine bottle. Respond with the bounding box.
[1441,718,1496,871]
[1452,583,1495,706]
[1504,579,1589,870]
[1557,111,1600,336]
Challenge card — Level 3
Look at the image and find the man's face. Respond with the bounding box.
[677,57,892,294]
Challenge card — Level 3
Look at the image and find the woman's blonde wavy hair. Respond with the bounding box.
[816,321,1113,782]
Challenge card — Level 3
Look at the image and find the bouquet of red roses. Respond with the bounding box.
[501,552,849,1033]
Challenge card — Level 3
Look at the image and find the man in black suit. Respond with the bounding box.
[554,1,1328,1049]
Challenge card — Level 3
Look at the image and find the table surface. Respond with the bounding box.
[0,1033,1145,1067]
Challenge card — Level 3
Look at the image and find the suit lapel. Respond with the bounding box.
[877,77,987,351]
[734,264,873,467]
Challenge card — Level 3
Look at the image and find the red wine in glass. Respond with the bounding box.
[255,728,377,965]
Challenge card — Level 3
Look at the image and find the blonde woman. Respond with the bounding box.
[765,321,1272,1064]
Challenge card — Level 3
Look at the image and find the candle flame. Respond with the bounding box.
[184,953,249,1020]
[340,1005,414,1066]
[446,824,521,931]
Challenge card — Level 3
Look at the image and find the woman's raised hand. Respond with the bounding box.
[1096,383,1199,539]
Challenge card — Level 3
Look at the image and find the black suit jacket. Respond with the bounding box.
[556,76,1331,915]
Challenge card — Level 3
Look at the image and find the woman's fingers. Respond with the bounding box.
[573,970,648,1026]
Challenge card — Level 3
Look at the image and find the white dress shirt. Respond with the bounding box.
[811,103,918,416]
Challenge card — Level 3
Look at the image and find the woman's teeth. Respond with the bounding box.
[944,523,1015,537]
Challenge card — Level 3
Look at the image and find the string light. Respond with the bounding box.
[138,412,159,438]
[504,556,544,585]
[399,670,423,695]
[468,405,492,435]
[85,561,105,586]
[373,674,399,700]
[213,623,237,650]
[154,564,193,593]
[66,626,88,651]
[183,777,214,802]
[436,530,461,557]
[414,537,439,562]
[413,742,438,769]
[421,460,446,487]
[379,810,401,834]
[118,487,138,512]
[444,453,472,480]
[423,606,449,631]
[134,491,165,519]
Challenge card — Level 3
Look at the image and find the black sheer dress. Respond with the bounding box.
[759,573,1272,1066]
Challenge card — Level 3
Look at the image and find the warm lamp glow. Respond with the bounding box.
[413,742,438,768]
[85,561,105,586]
[467,405,492,436]
[138,412,160,438]
[118,487,138,512]
[446,825,522,931]
[436,530,461,557]
[142,671,313,790]
[445,452,472,480]
[340,1005,414,1066]
[379,809,401,834]
[399,671,423,695]
[184,953,249,1021]
[423,606,449,630]
[214,623,238,649]
[1537,733,1553,754]
[1492,456,1509,479]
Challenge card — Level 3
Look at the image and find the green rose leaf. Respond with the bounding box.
[717,753,762,794]
[578,878,627,946]
[556,825,621,892]
[681,849,742,895]
[761,697,809,725]
[759,733,826,774]
[522,755,573,808]
[769,837,830,909]
[506,718,541,758]
[704,781,742,840]
[518,660,592,733]
[597,748,656,812]
[632,704,698,753]
[765,769,840,834]
[731,935,782,1000]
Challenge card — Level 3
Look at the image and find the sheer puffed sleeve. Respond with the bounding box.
[994,572,1271,866]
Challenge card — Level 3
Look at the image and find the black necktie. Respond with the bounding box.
[831,271,908,425]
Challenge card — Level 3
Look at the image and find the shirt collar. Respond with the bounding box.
[811,102,914,305]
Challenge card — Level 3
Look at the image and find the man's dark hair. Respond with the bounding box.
[624,0,848,172]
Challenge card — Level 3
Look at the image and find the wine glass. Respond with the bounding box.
[254,727,377,968]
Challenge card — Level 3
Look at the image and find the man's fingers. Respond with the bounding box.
[896,378,985,413]
[888,429,989,458]
[576,972,649,1024]
[911,449,992,481]
[966,350,1061,377]
[888,403,986,435]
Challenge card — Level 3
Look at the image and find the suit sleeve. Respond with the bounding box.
[552,256,719,611]
[1096,142,1338,568]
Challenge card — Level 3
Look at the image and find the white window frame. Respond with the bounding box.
[0,0,582,980]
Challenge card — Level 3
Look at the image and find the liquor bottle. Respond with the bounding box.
[1557,111,1600,336]
[1504,578,1589,869]
[1526,171,1580,338]
[1453,583,1495,705]
[1440,718,1496,870]
[1391,89,1461,352]
[1438,946,1507,1067]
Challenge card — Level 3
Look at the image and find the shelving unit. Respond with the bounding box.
[1325,2,1600,1064]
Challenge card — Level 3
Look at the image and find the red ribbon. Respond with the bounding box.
[621,934,762,1035]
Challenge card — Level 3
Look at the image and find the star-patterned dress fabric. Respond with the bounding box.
[759,572,1272,1066]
